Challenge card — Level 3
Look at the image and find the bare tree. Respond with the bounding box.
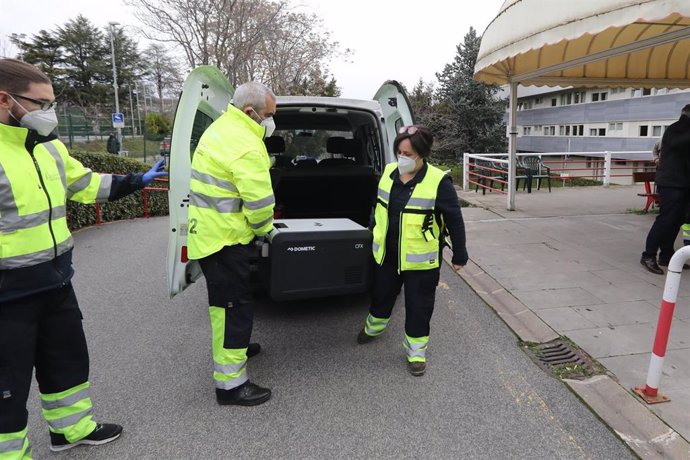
[142,43,183,112]
[126,0,345,94]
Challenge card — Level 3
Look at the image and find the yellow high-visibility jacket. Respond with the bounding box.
[372,162,446,271]
[0,123,146,301]
[187,104,275,260]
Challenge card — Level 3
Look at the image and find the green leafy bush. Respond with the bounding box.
[145,112,172,140]
[67,151,168,231]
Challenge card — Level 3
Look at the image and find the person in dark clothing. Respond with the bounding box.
[106,133,120,154]
[641,104,690,274]
[356,125,468,376]
[0,58,167,457]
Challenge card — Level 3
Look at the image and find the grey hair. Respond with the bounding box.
[682,104,690,117]
[232,81,276,111]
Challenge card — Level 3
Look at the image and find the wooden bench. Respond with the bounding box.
[632,171,660,213]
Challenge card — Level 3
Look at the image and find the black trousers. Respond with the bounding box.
[198,244,254,349]
[644,186,690,262]
[369,259,440,338]
[0,284,89,433]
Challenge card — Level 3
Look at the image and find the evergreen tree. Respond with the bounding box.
[10,30,63,82]
[435,27,507,160]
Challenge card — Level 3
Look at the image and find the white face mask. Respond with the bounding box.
[397,155,417,174]
[261,117,276,138]
[250,107,276,138]
[20,108,58,136]
[8,95,58,136]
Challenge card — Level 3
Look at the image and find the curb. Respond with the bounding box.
[566,376,690,459]
[443,248,558,343]
[442,247,690,459]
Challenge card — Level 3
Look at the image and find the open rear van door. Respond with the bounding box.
[167,66,235,298]
[373,81,416,155]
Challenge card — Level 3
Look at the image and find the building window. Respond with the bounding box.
[565,125,571,136]
[523,126,532,135]
[642,88,652,96]
[590,128,598,136]
[559,126,565,136]
[652,125,662,136]
[616,122,623,130]
[609,122,615,131]
[592,91,608,102]
[639,125,649,136]
[535,97,543,104]
[551,98,557,107]
[599,128,606,136]
[549,126,556,135]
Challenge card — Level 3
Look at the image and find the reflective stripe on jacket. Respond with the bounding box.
[187,104,274,260]
[372,162,446,271]
[0,124,113,270]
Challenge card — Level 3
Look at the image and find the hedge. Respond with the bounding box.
[67,151,169,231]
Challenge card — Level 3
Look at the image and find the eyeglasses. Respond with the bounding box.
[398,125,419,135]
[11,94,57,111]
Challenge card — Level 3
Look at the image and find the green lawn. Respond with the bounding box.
[70,136,162,164]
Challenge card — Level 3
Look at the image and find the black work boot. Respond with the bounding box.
[640,255,664,275]
[247,343,261,358]
[216,382,271,406]
[49,423,123,452]
[407,361,426,376]
[357,329,377,344]
[657,260,690,270]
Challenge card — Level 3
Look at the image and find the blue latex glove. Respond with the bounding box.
[142,159,168,186]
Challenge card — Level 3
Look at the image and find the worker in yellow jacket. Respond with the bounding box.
[357,125,468,377]
[187,81,276,406]
[0,59,167,458]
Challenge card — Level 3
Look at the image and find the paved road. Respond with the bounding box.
[26,217,634,459]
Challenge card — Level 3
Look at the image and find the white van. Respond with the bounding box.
[167,66,414,300]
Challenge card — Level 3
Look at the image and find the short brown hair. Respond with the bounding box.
[393,125,434,158]
[0,59,51,94]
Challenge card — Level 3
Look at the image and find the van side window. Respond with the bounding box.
[190,110,214,158]
[394,117,404,133]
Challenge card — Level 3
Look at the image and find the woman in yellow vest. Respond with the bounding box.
[357,125,468,376]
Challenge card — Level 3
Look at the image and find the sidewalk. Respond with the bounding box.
[458,184,690,457]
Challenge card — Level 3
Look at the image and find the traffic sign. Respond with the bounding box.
[112,112,125,128]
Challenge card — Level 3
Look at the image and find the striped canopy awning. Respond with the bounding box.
[475,0,690,88]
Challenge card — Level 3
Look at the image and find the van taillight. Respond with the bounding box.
[181,246,188,263]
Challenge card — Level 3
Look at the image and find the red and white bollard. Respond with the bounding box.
[634,245,690,404]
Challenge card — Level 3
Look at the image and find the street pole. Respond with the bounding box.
[134,82,142,136]
[128,84,136,136]
[108,22,122,149]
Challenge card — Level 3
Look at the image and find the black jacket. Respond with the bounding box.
[379,162,469,267]
[655,114,690,188]
[0,130,145,302]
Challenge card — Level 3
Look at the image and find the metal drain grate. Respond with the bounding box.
[536,342,583,366]
[523,339,604,380]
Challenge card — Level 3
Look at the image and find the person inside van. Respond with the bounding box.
[356,125,468,376]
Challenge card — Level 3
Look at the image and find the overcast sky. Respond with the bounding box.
[0,0,500,99]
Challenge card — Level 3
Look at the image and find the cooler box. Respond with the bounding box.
[263,218,372,301]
